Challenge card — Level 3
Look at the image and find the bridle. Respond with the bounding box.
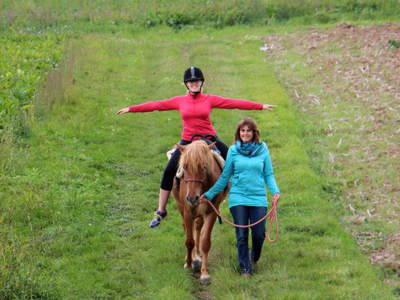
[183,167,207,183]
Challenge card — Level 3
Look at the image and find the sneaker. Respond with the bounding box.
[241,272,252,278]
[149,210,168,228]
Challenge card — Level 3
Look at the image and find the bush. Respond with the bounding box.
[0,32,65,134]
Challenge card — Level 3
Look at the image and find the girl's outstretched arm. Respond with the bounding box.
[117,108,130,114]
[211,95,277,111]
[263,104,277,111]
[117,96,181,115]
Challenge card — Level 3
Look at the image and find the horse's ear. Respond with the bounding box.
[208,142,216,150]
[176,143,186,153]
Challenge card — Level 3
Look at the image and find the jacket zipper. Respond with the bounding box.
[245,156,251,195]
[193,98,196,134]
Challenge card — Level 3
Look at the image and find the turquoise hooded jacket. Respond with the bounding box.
[203,142,280,208]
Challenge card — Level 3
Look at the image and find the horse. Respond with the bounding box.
[172,140,229,283]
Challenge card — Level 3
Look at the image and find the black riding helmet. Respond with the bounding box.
[184,66,204,82]
[183,67,204,97]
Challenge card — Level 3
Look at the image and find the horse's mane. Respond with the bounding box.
[179,141,214,175]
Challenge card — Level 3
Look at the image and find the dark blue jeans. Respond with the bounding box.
[229,205,267,275]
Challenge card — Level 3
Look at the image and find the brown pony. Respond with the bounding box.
[172,140,229,283]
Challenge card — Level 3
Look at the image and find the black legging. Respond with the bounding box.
[160,136,229,191]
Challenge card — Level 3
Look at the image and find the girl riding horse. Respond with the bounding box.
[117,67,276,228]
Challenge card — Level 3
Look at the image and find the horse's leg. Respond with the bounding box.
[192,217,204,269]
[183,214,195,271]
[177,205,188,257]
[200,213,218,283]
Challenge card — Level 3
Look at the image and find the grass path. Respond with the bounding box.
[1,27,394,299]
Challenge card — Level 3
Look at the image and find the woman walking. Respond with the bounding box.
[117,67,277,228]
[200,117,280,276]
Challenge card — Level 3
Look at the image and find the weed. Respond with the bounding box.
[34,42,77,118]
[388,39,400,49]
[0,32,65,127]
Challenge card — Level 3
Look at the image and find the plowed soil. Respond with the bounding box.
[261,22,400,285]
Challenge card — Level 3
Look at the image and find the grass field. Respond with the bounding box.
[1,1,400,299]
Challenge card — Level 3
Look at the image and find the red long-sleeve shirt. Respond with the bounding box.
[129,92,263,141]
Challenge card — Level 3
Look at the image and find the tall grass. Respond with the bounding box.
[0,123,14,170]
[1,0,399,29]
[34,43,77,118]
[0,35,72,180]
[0,41,77,300]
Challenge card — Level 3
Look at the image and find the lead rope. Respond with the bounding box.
[205,200,278,243]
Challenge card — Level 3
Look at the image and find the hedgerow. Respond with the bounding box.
[1,0,399,29]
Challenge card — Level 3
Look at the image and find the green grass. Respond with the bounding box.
[1,0,399,30]
[0,26,395,299]
[1,0,399,141]
[1,0,400,298]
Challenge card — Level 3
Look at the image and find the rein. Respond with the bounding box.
[205,200,279,243]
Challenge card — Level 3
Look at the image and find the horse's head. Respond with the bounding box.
[176,141,216,206]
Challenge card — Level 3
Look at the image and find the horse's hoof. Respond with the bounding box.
[192,260,202,270]
[200,275,211,284]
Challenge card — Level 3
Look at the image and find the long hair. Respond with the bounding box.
[234,117,261,144]
[179,141,214,175]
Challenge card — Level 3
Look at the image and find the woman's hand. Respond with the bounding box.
[272,193,280,205]
[263,104,277,111]
[200,195,209,203]
[117,107,130,115]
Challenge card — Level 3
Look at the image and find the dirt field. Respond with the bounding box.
[261,22,400,285]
